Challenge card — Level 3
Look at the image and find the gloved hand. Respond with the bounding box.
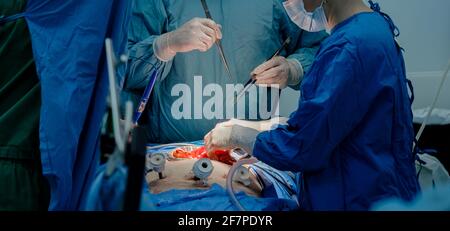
[251,56,304,89]
[154,18,222,61]
[204,118,289,155]
[218,118,289,131]
[204,122,259,156]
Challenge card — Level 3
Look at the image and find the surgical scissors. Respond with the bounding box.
[235,36,291,102]
[200,0,234,80]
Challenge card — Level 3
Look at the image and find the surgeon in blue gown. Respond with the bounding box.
[205,0,420,210]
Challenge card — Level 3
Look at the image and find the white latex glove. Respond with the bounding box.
[154,17,222,61]
[204,117,289,155]
[218,118,289,132]
[251,56,304,89]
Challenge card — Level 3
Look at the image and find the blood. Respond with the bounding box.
[172,146,235,165]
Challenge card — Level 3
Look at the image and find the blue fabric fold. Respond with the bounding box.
[22,0,132,210]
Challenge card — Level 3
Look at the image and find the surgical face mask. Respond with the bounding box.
[283,0,328,32]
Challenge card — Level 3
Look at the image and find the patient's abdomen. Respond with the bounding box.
[146,159,262,197]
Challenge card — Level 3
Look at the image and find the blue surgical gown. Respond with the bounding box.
[253,12,420,210]
[18,0,132,210]
[124,0,328,143]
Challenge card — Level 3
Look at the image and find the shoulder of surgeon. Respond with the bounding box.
[319,12,399,62]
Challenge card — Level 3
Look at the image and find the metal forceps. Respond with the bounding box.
[200,0,234,80]
[235,36,291,102]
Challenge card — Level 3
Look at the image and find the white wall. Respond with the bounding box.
[280,0,450,116]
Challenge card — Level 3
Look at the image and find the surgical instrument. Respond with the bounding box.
[200,0,234,80]
[235,37,291,102]
[105,38,147,211]
[133,63,161,125]
[230,148,251,162]
[105,38,133,155]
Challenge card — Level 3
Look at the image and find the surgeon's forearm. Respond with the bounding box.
[230,125,260,155]
[224,117,289,132]
[125,36,169,90]
[252,128,301,172]
[234,118,289,155]
[259,117,289,131]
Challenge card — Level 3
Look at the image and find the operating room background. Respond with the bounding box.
[279,0,450,117]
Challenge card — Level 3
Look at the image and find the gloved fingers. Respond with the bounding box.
[216,24,223,39]
[204,130,217,154]
[205,126,233,153]
[198,18,216,28]
[196,42,209,52]
[204,131,212,147]
[199,18,222,39]
[205,135,223,154]
[254,65,286,82]
[251,56,284,76]
[205,136,214,154]
[209,23,222,40]
[251,60,276,76]
[200,25,218,43]
[197,34,214,51]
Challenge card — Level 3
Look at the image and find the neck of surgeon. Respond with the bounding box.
[324,0,372,30]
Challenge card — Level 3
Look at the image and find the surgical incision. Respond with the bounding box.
[171,146,234,165]
[146,146,262,196]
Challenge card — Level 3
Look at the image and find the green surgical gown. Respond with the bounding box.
[0,0,49,210]
[124,0,328,143]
